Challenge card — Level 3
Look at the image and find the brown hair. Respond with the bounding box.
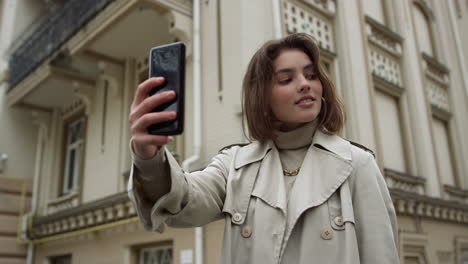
[242,33,345,141]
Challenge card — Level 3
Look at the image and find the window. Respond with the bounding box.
[375,91,407,172]
[139,246,173,264]
[49,254,72,264]
[413,3,434,57]
[362,0,386,25]
[462,250,468,264]
[62,115,86,195]
[432,117,456,186]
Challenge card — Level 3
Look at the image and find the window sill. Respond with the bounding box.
[46,189,80,215]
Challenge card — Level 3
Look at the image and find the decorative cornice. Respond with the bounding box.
[444,185,468,204]
[384,168,425,195]
[391,188,468,224]
[365,15,403,58]
[373,74,405,98]
[300,0,336,18]
[422,52,449,75]
[431,105,452,121]
[365,15,403,44]
[30,191,136,239]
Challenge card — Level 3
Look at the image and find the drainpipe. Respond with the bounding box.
[181,0,202,263]
[272,0,282,39]
[26,121,46,264]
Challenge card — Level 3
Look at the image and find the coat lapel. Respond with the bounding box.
[286,131,353,230]
[232,131,354,223]
[251,147,287,213]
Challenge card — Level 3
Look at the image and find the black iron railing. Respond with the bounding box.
[7,0,114,91]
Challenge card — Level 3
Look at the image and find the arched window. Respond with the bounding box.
[412,3,434,56]
[362,0,386,25]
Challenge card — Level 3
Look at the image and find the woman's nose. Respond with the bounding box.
[297,75,311,92]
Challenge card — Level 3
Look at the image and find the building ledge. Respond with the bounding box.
[30,191,136,240]
[391,188,468,224]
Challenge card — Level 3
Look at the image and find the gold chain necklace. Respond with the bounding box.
[283,167,300,176]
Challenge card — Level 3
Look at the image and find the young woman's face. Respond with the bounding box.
[270,49,323,131]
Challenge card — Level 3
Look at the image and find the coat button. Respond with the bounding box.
[233,213,243,223]
[321,227,334,240]
[241,225,252,238]
[334,216,344,226]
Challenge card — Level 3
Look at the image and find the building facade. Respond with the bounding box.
[1,0,468,263]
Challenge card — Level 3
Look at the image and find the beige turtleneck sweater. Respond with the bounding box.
[273,121,318,199]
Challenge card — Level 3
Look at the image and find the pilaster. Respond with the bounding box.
[393,0,441,196]
[335,0,377,150]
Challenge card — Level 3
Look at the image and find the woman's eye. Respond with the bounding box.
[278,79,291,85]
[306,74,318,80]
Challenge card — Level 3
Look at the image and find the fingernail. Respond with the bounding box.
[168,136,174,142]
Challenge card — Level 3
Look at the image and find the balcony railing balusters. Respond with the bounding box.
[7,0,114,91]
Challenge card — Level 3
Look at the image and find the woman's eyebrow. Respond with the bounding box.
[274,68,294,75]
[275,63,315,75]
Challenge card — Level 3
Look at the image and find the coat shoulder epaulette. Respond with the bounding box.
[219,143,250,153]
[347,140,375,158]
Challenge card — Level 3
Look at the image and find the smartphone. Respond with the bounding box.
[147,42,185,135]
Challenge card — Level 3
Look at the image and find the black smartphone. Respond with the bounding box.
[147,42,185,135]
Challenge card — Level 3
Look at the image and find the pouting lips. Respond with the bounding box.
[295,96,316,104]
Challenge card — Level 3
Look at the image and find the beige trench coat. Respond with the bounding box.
[128,130,400,264]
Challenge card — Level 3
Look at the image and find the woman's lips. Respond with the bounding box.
[295,95,316,106]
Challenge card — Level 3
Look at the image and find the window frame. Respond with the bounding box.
[131,240,173,264]
[59,110,87,197]
[47,254,72,264]
[411,0,438,59]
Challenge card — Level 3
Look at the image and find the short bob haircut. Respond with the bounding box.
[242,33,345,141]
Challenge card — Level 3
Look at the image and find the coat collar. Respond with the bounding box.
[233,130,354,214]
[234,130,352,169]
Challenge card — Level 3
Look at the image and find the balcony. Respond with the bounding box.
[7,0,114,91]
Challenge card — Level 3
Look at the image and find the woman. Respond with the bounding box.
[128,33,399,264]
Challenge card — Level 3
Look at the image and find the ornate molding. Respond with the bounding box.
[73,82,95,115]
[422,53,449,83]
[300,0,336,17]
[368,48,403,87]
[373,73,405,98]
[444,185,468,203]
[30,191,136,240]
[391,189,468,224]
[46,190,80,215]
[365,15,404,89]
[385,169,425,195]
[426,78,450,114]
[365,15,403,56]
[283,0,335,52]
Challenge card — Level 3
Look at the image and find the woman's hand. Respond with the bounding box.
[129,77,177,160]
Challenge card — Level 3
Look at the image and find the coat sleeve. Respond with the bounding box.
[351,152,400,264]
[128,147,232,232]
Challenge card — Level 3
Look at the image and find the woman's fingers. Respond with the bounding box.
[132,77,166,108]
[132,134,173,148]
[131,134,173,159]
[129,90,176,123]
[131,111,177,134]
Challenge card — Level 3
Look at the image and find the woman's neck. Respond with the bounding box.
[273,120,318,150]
